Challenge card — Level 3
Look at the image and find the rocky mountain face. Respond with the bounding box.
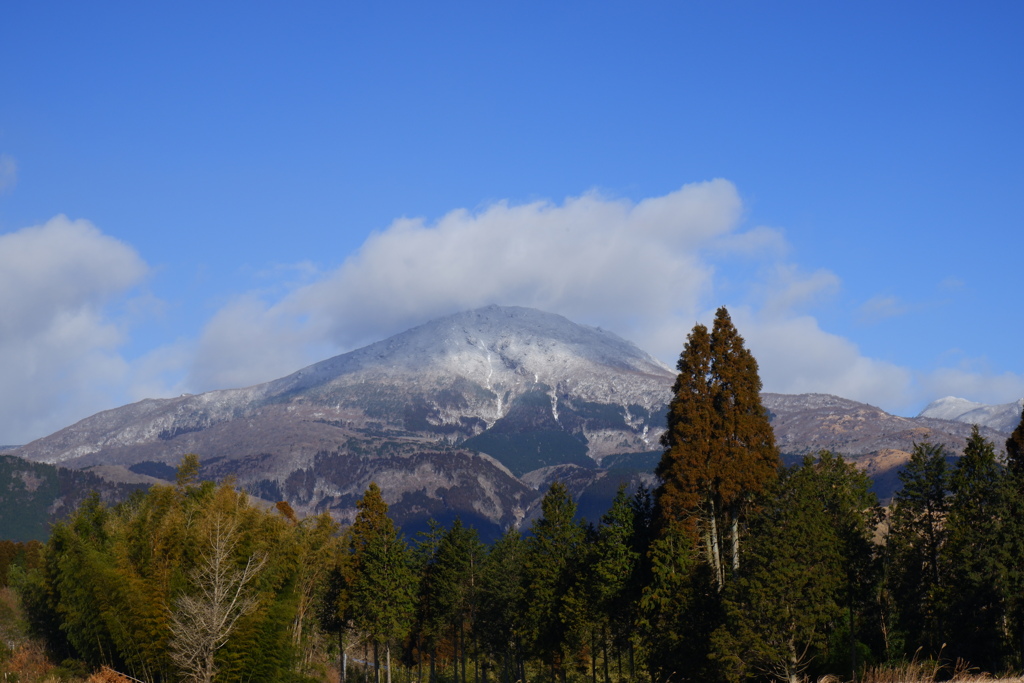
[13,306,673,537]
[763,393,1013,500]
[10,306,1020,536]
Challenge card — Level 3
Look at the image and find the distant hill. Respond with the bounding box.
[10,306,1017,537]
[0,454,146,541]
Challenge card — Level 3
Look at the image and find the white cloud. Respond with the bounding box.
[179,180,931,418]
[8,185,1018,442]
[731,308,915,410]
[0,216,148,444]
[0,155,16,194]
[186,180,754,388]
[920,366,1024,408]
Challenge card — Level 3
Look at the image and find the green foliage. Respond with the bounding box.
[885,442,951,658]
[0,455,142,542]
[938,427,1009,669]
[711,454,878,682]
[21,456,338,682]
[638,522,717,681]
[477,527,528,683]
[523,482,587,681]
[344,482,417,680]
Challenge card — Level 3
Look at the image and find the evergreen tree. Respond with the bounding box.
[477,528,528,683]
[347,483,417,683]
[637,521,716,682]
[710,453,881,683]
[1000,409,1024,668]
[884,442,950,657]
[655,307,779,590]
[411,520,446,683]
[523,482,586,682]
[710,457,850,683]
[433,519,485,683]
[940,427,1008,670]
[590,486,641,683]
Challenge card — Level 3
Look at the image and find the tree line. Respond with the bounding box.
[9,307,1024,682]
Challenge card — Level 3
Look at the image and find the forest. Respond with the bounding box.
[4,308,1024,683]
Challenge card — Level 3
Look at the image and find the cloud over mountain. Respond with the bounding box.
[176,180,1023,415]
[0,216,148,443]
[5,182,1022,445]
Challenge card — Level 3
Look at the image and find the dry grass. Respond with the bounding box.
[84,666,143,682]
[859,654,1024,683]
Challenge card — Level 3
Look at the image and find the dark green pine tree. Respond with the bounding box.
[1002,408,1024,667]
[655,307,779,591]
[347,483,417,683]
[432,519,485,683]
[884,442,950,658]
[592,486,640,683]
[411,520,446,683]
[940,426,1009,670]
[477,528,528,683]
[523,482,586,683]
[710,456,853,683]
[637,520,717,682]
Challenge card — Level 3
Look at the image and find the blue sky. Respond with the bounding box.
[1,1,1022,444]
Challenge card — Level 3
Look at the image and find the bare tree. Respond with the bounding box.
[169,515,267,683]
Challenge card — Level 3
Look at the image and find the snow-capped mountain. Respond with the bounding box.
[918,396,1024,433]
[13,306,675,535]
[9,305,1019,532]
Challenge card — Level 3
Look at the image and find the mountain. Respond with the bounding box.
[918,396,1024,433]
[13,306,673,537]
[10,306,1018,536]
[763,393,1012,500]
[0,454,147,542]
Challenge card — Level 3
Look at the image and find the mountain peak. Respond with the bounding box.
[918,396,1024,433]
[267,305,673,399]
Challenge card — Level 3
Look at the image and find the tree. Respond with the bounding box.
[655,307,779,590]
[638,521,716,682]
[884,442,950,657]
[346,483,417,683]
[24,456,326,682]
[710,453,880,683]
[589,486,641,683]
[169,514,267,683]
[478,528,528,683]
[939,427,1009,670]
[523,482,586,682]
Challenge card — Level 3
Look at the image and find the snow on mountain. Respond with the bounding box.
[918,396,1024,433]
[11,305,1020,529]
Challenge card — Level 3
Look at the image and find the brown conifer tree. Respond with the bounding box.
[655,306,779,589]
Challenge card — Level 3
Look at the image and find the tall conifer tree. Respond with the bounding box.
[655,306,779,589]
[347,483,416,683]
[940,427,1008,669]
[885,442,950,657]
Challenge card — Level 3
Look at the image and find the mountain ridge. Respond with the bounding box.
[10,305,1019,534]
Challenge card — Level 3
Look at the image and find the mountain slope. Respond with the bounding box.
[14,306,673,536]
[12,306,1017,531]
